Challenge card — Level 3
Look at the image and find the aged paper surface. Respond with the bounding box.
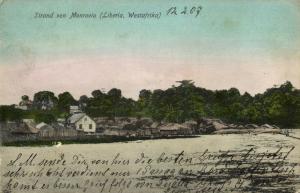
[0,0,300,193]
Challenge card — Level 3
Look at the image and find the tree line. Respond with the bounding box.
[0,80,299,128]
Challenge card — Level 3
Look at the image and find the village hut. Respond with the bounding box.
[197,118,229,133]
[245,124,259,129]
[135,128,154,137]
[37,123,55,138]
[158,123,192,136]
[10,120,39,135]
[102,128,120,136]
[37,122,78,138]
[67,113,96,134]
[102,128,136,137]
[260,124,275,129]
[135,118,153,129]
[53,123,78,138]
[182,120,198,133]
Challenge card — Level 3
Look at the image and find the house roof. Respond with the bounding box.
[36,122,47,129]
[11,122,39,134]
[68,113,86,124]
[52,123,67,130]
[39,124,55,131]
[69,106,82,113]
[70,105,79,110]
[159,123,188,131]
[22,119,34,123]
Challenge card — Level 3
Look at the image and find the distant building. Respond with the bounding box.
[15,100,33,110]
[102,128,136,137]
[57,118,66,126]
[22,119,35,124]
[37,122,78,138]
[15,105,28,110]
[67,113,96,134]
[37,122,54,137]
[10,120,39,135]
[36,122,47,129]
[158,123,193,136]
[69,106,82,114]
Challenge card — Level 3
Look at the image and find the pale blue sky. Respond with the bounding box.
[0,0,300,104]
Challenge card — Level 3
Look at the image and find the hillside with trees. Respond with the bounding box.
[1,81,299,128]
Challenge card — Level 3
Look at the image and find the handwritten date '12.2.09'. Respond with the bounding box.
[166,6,203,17]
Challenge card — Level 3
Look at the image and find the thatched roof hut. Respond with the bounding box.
[11,121,39,134]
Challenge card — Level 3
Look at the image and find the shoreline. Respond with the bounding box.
[3,128,298,146]
[1,135,200,147]
[213,128,282,135]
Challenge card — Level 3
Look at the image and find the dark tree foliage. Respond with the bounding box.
[91,90,104,98]
[58,92,77,112]
[85,88,137,118]
[107,88,122,99]
[1,80,299,127]
[143,81,205,123]
[79,95,89,103]
[0,105,23,122]
[34,112,56,124]
[33,91,58,110]
[137,81,300,127]
[21,95,29,101]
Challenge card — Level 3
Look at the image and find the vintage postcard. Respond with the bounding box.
[0,0,300,193]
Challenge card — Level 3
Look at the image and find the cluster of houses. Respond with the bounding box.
[1,105,282,143]
[2,106,198,142]
[4,106,97,139]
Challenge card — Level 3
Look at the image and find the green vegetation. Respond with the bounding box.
[85,88,137,117]
[1,81,300,128]
[0,105,23,121]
